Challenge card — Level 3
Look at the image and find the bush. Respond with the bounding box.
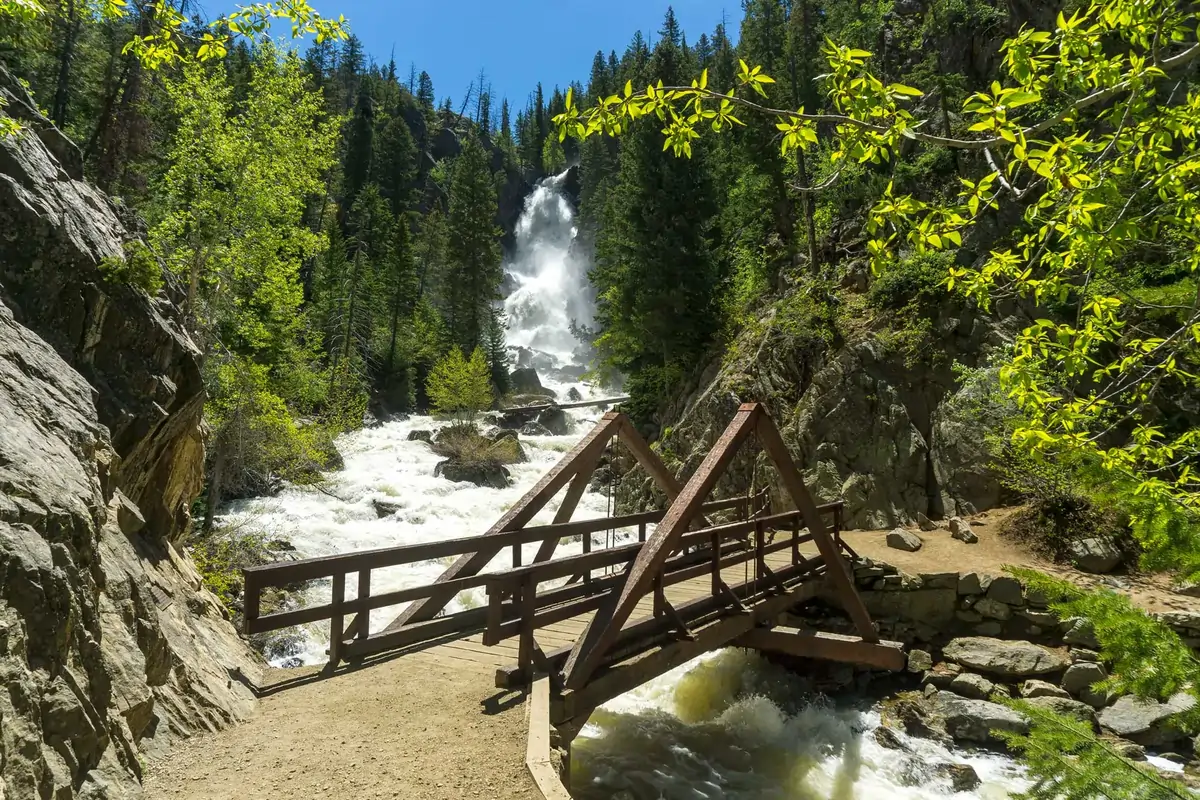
[426,347,493,424]
[868,251,954,313]
[98,240,165,295]
[429,425,524,465]
[996,444,1136,564]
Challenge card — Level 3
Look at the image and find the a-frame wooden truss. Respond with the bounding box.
[383,409,690,632]
[559,402,878,689]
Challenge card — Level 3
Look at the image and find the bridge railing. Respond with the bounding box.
[241,492,765,664]
[482,500,845,685]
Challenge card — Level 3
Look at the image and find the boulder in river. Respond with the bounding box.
[521,421,553,437]
[537,406,571,436]
[933,692,1030,744]
[510,367,554,398]
[372,499,402,518]
[407,429,432,442]
[942,636,1071,677]
[434,460,511,489]
[938,763,982,793]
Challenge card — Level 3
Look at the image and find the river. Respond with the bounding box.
[217,172,1028,799]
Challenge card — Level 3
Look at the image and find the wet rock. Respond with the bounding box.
[407,429,432,442]
[521,421,553,437]
[887,529,923,552]
[887,695,944,741]
[434,460,512,489]
[537,407,571,436]
[1026,696,1099,728]
[1022,680,1071,699]
[943,637,1071,677]
[1111,739,1147,760]
[938,763,982,793]
[510,367,554,398]
[948,672,996,700]
[566,387,583,402]
[1067,537,1123,574]
[1099,694,1197,747]
[874,726,908,751]
[372,499,402,518]
[933,692,1029,743]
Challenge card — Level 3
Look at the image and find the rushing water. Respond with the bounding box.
[218,172,1029,798]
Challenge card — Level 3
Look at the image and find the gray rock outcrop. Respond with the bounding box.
[887,528,923,552]
[933,692,1029,743]
[641,291,1021,528]
[942,637,1071,677]
[1,67,260,799]
[1099,694,1197,747]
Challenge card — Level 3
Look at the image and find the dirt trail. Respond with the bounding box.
[842,507,1200,617]
[143,649,539,800]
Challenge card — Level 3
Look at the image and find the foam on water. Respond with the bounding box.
[218,382,632,664]
[572,649,1028,799]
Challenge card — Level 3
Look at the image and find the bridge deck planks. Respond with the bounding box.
[411,545,817,671]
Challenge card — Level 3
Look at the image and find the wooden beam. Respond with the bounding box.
[526,678,573,800]
[495,557,829,689]
[532,448,605,564]
[561,404,763,690]
[735,628,906,671]
[384,412,625,631]
[616,416,684,499]
[551,578,826,725]
[753,409,879,643]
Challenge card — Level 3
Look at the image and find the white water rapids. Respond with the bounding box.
[217,172,1028,799]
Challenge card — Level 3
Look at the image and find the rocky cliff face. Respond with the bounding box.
[648,290,1024,530]
[1,68,260,799]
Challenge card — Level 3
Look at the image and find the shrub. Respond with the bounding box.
[98,240,165,295]
[429,425,523,465]
[426,347,493,425]
[996,444,1136,565]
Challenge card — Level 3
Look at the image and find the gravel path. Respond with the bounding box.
[143,649,539,800]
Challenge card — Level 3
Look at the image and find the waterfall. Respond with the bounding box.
[502,169,594,367]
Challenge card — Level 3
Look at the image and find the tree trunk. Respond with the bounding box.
[203,441,226,533]
[51,0,82,127]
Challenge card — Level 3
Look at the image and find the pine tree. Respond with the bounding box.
[485,306,510,397]
[375,213,420,409]
[593,12,720,417]
[443,135,503,354]
[373,111,417,215]
[342,83,375,211]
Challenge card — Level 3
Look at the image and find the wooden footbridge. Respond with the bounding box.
[241,403,901,796]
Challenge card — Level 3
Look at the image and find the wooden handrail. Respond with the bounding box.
[244,493,761,588]
[241,491,795,642]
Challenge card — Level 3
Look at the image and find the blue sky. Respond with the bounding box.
[317,1,740,110]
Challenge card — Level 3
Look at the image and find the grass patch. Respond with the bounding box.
[430,424,525,465]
